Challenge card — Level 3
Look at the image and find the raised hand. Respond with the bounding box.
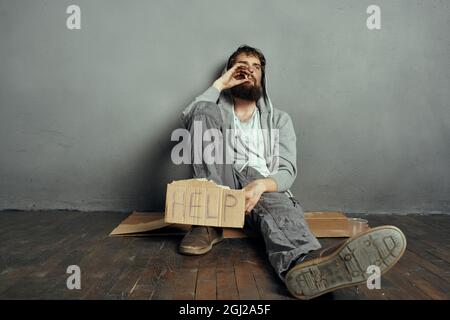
[213,63,254,92]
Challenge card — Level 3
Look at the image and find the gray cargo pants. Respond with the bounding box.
[183,101,322,281]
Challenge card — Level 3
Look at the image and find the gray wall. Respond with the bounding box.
[1,0,449,214]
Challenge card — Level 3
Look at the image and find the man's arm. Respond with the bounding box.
[181,64,254,126]
[180,85,221,126]
[268,113,297,192]
[243,113,297,212]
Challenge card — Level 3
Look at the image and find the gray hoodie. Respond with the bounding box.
[181,66,297,195]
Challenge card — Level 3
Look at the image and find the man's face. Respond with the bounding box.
[230,53,263,102]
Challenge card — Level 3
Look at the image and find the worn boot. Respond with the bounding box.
[179,226,224,255]
[285,225,407,300]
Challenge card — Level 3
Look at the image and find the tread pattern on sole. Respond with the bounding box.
[285,226,406,299]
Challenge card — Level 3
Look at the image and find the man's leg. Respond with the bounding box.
[236,167,407,300]
[183,101,238,189]
[235,166,322,281]
[179,101,239,255]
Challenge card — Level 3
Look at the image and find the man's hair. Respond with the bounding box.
[226,45,268,102]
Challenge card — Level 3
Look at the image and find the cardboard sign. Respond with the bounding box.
[164,179,245,228]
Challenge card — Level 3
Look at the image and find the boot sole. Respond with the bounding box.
[179,235,224,255]
[285,225,407,300]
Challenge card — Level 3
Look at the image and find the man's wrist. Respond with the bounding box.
[253,179,266,193]
[253,178,271,193]
[213,79,225,92]
[256,178,277,193]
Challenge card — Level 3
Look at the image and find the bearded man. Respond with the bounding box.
[179,45,406,299]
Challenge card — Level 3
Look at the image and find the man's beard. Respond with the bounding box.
[230,82,263,102]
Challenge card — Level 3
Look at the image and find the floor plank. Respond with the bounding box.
[0,211,449,300]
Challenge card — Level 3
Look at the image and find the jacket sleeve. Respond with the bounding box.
[181,85,221,126]
[269,112,297,192]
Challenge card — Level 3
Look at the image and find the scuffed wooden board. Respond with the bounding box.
[110,211,356,238]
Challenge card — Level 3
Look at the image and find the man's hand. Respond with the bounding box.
[213,63,253,92]
[243,178,278,214]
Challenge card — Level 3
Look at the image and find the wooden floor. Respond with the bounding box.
[0,211,449,300]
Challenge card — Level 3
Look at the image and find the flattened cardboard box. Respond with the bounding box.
[304,211,350,237]
[110,211,359,238]
[110,179,369,237]
[164,178,245,228]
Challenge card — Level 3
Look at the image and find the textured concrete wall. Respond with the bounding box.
[1,0,449,213]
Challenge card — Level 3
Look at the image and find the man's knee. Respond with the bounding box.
[190,101,223,125]
[256,192,300,217]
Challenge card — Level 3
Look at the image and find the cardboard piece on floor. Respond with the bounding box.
[110,211,171,235]
[109,210,356,238]
[109,211,254,238]
[304,211,352,237]
[165,178,246,228]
